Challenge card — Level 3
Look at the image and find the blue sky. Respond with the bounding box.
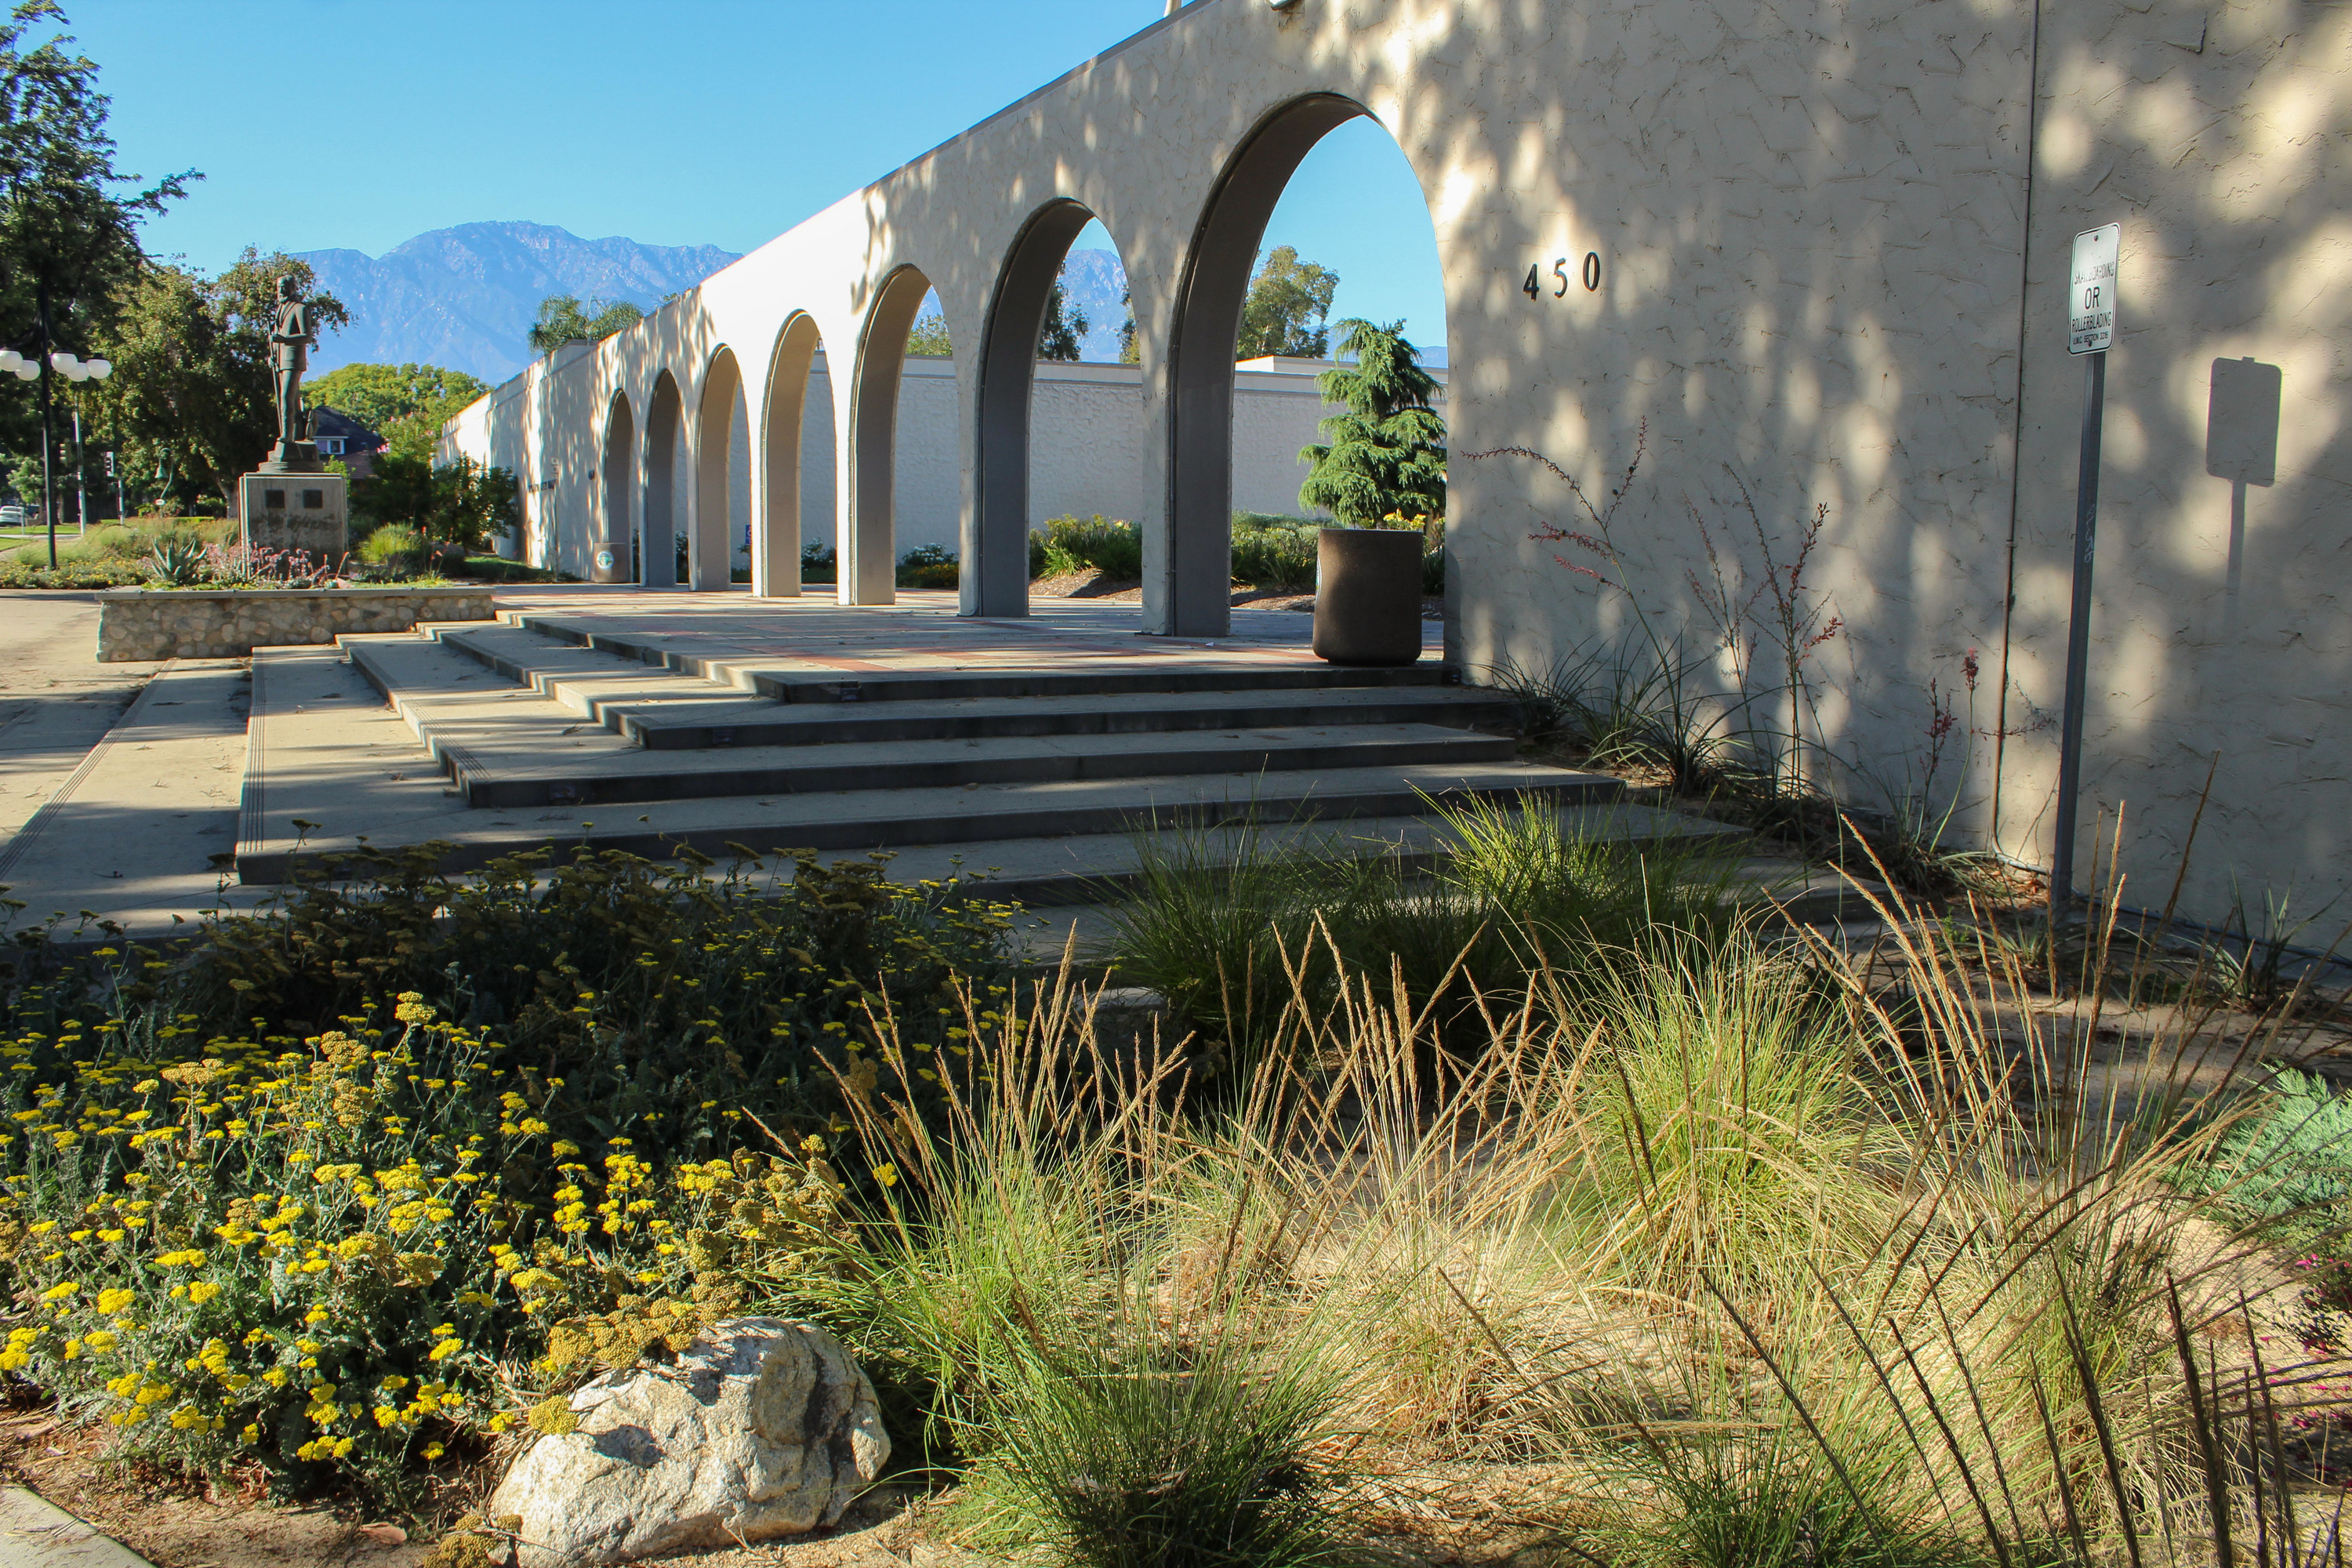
[63,0,1446,351]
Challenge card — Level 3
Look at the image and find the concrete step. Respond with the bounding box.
[344,635,1517,809]
[237,757,1624,881]
[878,806,1744,909]
[503,611,1460,704]
[428,623,1518,750]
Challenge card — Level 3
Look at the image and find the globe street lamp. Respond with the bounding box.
[2,289,112,569]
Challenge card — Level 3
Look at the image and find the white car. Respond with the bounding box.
[0,504,24,530]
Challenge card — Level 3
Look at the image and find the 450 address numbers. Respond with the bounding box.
[1525,253,1602,299]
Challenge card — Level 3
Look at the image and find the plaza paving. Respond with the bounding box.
[0,585,1498,942]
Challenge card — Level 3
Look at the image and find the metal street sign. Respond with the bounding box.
[2050,220,2120,923]
[2069,223,2119,355]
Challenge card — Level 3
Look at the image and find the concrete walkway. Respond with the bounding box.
[0,596,158,843]
[0,1486,152,1568]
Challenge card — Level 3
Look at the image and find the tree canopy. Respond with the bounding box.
[93,249,348,510]
[1036,278,1088,361]
[1236,245,1337,360]
[905,313,952,358]
[0,0,193,465]
[1298,318,1446,528]
[527,294,641,355]
[352,452,517,554]
[307,362,488,437]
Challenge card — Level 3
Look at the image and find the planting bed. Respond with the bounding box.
[96,586,495,662]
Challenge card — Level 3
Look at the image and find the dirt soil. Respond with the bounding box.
[0,1408,928,1568]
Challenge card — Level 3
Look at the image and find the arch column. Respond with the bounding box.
[601,392,636,579]
[756,314,825,599]
[691,350,742,591]
[970,200,1098,617]
[642,372,683,588]
[844,267,936,605]
[1161,93,1367,637]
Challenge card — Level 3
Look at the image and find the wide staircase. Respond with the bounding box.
[257,612,1695,907]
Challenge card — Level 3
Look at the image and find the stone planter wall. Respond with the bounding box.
[96,586,496,662]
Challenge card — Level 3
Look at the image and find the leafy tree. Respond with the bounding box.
[3,449,39,507]
[905,313,952,357]
[92,250,348,510]
[1298,318,1446,528]
[307,361,486,436]
[352,452,517,554]
[526,294,641,355]
[1118,281,1138,366]
[1236,245,1337,360]
[0,1,194,495]
[1036,278,1088,361]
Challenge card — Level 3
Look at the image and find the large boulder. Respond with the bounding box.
[489,1317,890,1567]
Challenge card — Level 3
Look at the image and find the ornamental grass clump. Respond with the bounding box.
[813,856,2352,1567]
[1105,790,1744,1067]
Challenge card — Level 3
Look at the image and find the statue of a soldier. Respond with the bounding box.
[264,275,321,473]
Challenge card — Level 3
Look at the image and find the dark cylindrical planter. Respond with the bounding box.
[1312,527,1423,666]
[589,539,626,584]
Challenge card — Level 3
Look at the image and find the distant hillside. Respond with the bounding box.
[298,221,741,384]
[1060,249,1130,362]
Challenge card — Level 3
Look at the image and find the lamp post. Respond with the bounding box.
[1,286,113,569]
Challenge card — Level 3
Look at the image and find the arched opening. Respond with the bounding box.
[1166,95,1448,639]
[641,369,684,587]
[973,201,1103,617]
[691,347,742,590]
[844,265,939,605]
[600,390,635,579]
[755,314,827,598]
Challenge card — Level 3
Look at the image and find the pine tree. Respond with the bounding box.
[1298,318,1445,528]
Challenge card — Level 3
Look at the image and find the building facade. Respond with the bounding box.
[437,0,2352,931]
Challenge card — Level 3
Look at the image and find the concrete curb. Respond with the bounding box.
[0,1486,154,1568]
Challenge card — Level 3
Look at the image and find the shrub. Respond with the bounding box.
[0,560,148,588]
[359,523,425,570]
[0,998,858,1508]
[802,542,837,583]
[1229,514,1317,590]
[2180,1067,2352,1220]
[350,455,517,556]
[1031,514,1142,581]
[0,844,1018,1504]
[897,543,959,590]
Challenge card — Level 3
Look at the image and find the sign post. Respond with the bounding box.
[2050,223,2119,928]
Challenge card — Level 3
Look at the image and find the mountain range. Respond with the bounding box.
[296,222,742,384]
[294,224,1429,386]
[1057,249,1131,363]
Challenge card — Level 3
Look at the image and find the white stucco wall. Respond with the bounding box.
[766,351,1405,556]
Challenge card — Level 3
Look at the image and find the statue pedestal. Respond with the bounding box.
[239,472,349,561]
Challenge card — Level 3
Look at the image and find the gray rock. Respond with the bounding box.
[489,1317,890,1567]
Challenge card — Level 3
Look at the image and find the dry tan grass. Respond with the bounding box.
[824,874,2352,1566]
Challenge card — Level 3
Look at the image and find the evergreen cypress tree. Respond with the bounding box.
[1298,318,1445,528]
